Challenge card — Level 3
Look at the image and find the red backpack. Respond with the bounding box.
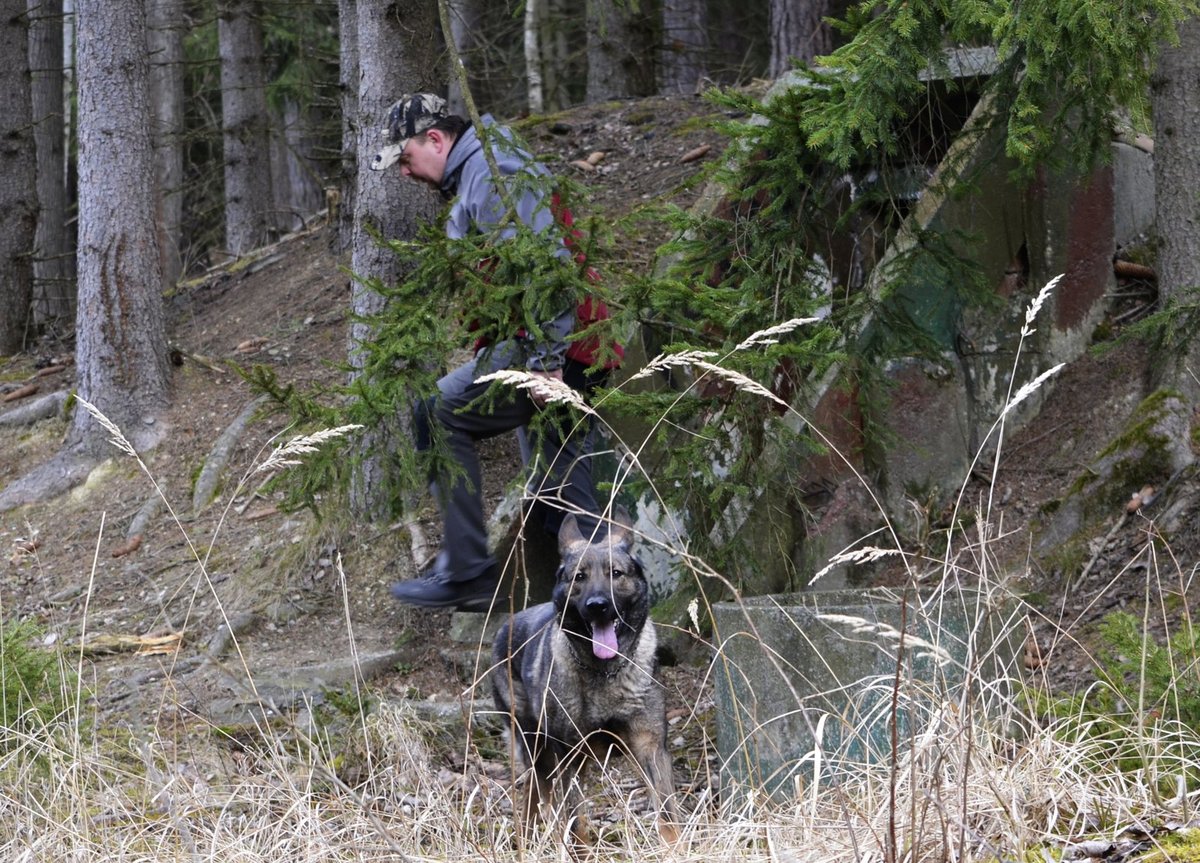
[471,193,625,372]
[552,191,625,371]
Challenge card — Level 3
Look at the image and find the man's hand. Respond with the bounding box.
[527,368,563,408]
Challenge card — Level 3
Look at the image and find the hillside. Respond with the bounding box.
[0,90,1191,766]
[0,92,733,739]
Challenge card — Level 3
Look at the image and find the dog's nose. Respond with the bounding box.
[585,596,611,615]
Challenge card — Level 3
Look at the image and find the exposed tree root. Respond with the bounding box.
[0,450,101,513]
[0,390,68,428]
[192,395,268,515]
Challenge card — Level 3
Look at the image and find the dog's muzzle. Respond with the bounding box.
[584,596,620,660]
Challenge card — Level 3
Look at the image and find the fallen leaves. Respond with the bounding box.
[9,537,43,564]
[1023,634,1044,670]
[235,336,270,354]
[15,537,42,555]
[1125,484,1156,513]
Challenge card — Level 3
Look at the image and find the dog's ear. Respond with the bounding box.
[606,504,634,546]
[558,513,584,553]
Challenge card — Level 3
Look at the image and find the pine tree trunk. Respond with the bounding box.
[660,0,707,95]
[769,0,838,76]
[586,0,633,101]
[348,0,440,520]
[446,0,480,116]
[28,0,73,327]
[284,99,324,226]
[541,0,569,110]
[1153,15,1200,303]
[72,0,170,454]
[269,99,323,235]
[1152,14,1200,398]
[218,0,273,256]
[147,0,186,288]
[336,0,358,254]
[0,0,36,354]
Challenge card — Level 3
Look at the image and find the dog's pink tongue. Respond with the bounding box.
[591,622,619,660]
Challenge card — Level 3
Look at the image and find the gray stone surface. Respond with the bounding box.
[1111,139,1155,249]
[448,610,506,645]
[712,588,1020,799]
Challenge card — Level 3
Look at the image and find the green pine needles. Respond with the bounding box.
[0,617,73,751]
[804,0,1198,171]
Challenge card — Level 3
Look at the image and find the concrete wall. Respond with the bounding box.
[711,587,1021,798]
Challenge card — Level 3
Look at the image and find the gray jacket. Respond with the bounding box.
[439,117,573,372]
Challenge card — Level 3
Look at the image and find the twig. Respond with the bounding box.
[1076,512,1128,585]
[172,347,228,374]
[1003,420,1071,458]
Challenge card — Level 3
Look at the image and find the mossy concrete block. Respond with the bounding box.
[448,611,506,646]
[712,587,1020,799]
[1037,389,1195,555]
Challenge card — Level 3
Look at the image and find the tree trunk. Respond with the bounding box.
[336,0,358,254]
[542,0,571,110]
[0,0,36,355]
[1152,13,1200,397]
[586,0,634,101]
[147,0,186,288]
[348,0,440,519]
[63,0,74,154]
[525,0,544,112]
[768,0,841,76]
[659,0,708,95]
[218,0,273,256]
[285,99,325,227]
[28,0,73,328]
[71,0,170,454]
[446,0,480,116]
[269,100,323,235]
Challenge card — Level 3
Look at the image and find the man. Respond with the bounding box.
[371,93,606,610]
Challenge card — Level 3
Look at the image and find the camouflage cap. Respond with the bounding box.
[370,93,449,172]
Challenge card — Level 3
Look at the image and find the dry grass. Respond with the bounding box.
[4,279,1199,860]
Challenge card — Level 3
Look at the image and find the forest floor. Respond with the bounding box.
[0,90,1194,801]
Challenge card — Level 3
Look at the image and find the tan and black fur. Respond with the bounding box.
[491,509,679,846]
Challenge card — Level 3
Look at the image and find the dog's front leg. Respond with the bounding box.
[522,746,557,840]
[554,750,595,852]
[628,729,681,845]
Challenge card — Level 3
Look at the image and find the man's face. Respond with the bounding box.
[398,129,450,188]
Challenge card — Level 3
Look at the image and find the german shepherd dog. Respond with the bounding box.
[491,509,679,846]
